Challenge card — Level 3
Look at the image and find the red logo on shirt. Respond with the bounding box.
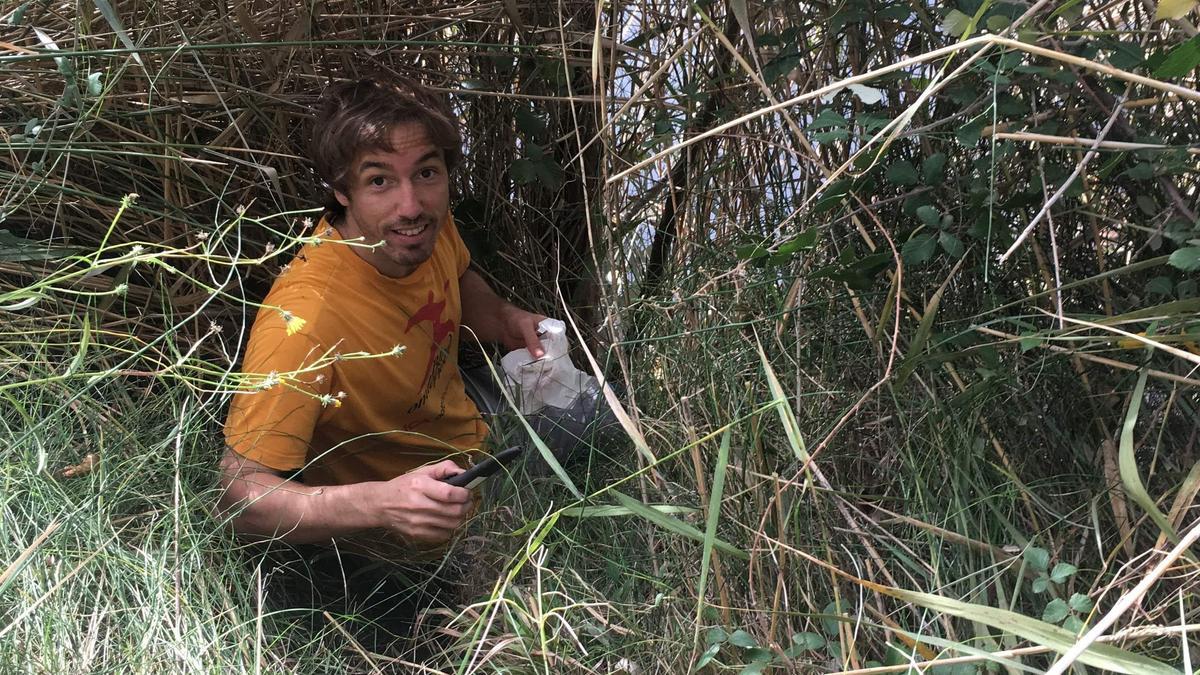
[404,280,455,414]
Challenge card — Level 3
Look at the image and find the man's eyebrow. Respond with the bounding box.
[357,160,391,173]
[416,149,442,164]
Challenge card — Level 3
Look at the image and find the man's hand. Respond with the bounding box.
[459,268,545,357]
[369,460,473,546]
[499,304,547,358]
[218,448,473,548]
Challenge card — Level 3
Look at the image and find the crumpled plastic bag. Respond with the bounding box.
[500,318,596,415]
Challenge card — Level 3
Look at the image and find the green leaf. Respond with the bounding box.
[1069,593,1095,613]
[1123,162,1154,181]
[778,229,820,255]
[939,231,965,258]
[693,643,721,671]
[922,153,947,184]
[791,632,826,651]
[956,117,987,146]
[901,233,937,265]
[1025,546,1050,572]
[729,629,758,648]
[813,128,849,143]
[1168,246,1200,272]
[1050,561,1078,583]
[1063,615,1086,634]
[515,107,547,136]
[916,205,941,228]
[746,647,773,663]
[5,1,30,25]
[1146,276,1175,297]
[1019,333,1043,353]
[810,108,848,129]
[1032,576,1050,593]
[878,4,912,21]
[1042,598,1070,623]
[510,158,537,184]
[985,14,1011,33]
[738,663,767,675]
[610,490,746,559]
[707,626,729,644]
[941,9,973,36]
[886,161,919,186]
[1154,35,1200,78]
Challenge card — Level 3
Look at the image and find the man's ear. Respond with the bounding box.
[334,190,350,207]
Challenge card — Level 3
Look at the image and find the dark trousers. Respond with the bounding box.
[252,543,464,656]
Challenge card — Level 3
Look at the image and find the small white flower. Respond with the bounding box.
[114,283,128,295]
[264,242,276,254]
[391,344,406,356]
[196,232,209,241]
[259,371,280,389]
[302,217,314,228]
[208,321,222,334]
[130,244,144,256]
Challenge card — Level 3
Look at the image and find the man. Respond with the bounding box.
[218,75,544,650]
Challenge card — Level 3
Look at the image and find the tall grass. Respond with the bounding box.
[3,0,1200,673]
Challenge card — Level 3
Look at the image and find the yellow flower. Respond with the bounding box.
[281,310,306,336]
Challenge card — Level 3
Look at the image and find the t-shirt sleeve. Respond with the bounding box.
[224,303,333,473]
[446,215,471,277]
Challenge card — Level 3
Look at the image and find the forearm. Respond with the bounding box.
[218,468,380,544]
[459,268,516,344]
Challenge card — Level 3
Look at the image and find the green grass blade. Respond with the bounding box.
[1119,369,1186,552]
[755,338,809,463]
[610,489,747,559]
[879,586,1181,675]
[65,313,90,377]
[695,430,731,623]
[558,504,697,518]
[92,0,144,67]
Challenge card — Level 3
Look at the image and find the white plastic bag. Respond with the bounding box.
[500,318,597,414]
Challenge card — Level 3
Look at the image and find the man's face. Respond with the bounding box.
[335,122,450,278]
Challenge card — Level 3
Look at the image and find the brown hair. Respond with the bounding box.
[310,75,462,216]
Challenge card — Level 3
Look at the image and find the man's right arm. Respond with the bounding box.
[217,447,472,546]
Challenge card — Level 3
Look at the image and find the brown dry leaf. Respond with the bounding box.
[61,454,99,479]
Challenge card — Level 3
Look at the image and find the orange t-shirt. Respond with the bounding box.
[224,215,487,486]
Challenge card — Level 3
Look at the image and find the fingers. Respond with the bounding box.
[411,459,463,480]
[522,319,545,359]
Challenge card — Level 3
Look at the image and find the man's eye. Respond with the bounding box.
[369,176,387,187]
[418,168,439,179]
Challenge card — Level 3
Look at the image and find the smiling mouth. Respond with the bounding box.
[389,222,429,238]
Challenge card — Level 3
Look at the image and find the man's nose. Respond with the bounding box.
[393,182,423,220]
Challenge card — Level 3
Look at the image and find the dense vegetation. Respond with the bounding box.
[2,0,1199,672]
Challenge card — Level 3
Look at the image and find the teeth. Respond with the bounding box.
[393,224,426,236]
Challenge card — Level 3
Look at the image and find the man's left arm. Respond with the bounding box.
[459,268,546,358]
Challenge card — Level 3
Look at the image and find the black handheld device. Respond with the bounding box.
[442,446,523,489]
